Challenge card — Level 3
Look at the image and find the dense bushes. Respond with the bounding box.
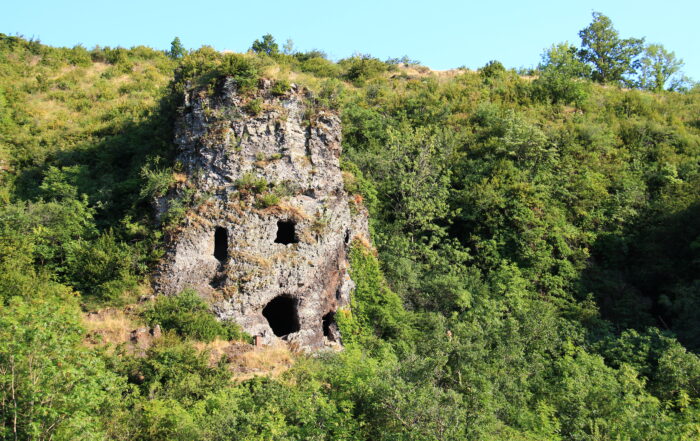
[0,284,125,440]
[142,290,249,342]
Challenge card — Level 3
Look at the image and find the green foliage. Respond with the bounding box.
[578,12,645,85]
[2,32,700,441]
[169,37,186,59]
[64,230,138,304]
[533,43,591,105]
[479,60,507,80]
[250,33,279,56]
[235,172,268,194]
[143,289,249,342]
[343,241,409,344]
[243,97,263,115]
[254,192,280,208]
[340,54,389,85]
[637,43,686,92]
[174,49,260,94]
[140,160,175,199]
[0,286,125,440]
[217,53,259,92]
[270,79,290,96]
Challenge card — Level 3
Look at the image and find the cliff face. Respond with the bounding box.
[153,78,369,349]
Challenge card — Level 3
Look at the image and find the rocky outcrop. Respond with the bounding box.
[153,78,369,349]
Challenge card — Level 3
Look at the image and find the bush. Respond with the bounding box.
[299,56,342,78]
[217,54,259,93]
[143,289,249,342]
[255,192,280,208]
[270,79,290,96]
[479,60,507,80]
[140,162,175,199]
[64,231,138,304]
[532,43,591,105]
[340,54,388,85]
[235,172,268,194]
[243,97,263,115]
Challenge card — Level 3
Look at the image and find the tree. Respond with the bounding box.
[0,289,124,440]
[282,38,294,55]
[169,37,186,59]
[637,44,685,92]
[533,42,591,105]
[578,12,644,85]
[250,34,278,56]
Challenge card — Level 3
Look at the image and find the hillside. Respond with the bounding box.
[2,27,700,441]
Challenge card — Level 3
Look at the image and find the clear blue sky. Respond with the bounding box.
[2,0,699,80]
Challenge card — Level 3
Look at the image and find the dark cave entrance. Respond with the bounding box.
[214,227,228,262]
[274,220,298,245]
[263,295,300,337]
[322,311,339,342]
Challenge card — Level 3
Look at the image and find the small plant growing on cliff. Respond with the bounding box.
[235,172,268,194]
[255,192,280,208]
[244,98,263,116]
[271,79,291,96]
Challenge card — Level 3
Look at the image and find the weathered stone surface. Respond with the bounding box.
[153,78,369,349]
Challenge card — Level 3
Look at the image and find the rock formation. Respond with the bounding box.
[153,77,369,349]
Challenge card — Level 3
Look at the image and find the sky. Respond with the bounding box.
[2,0,699,80]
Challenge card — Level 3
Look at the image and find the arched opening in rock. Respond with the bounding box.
[322,311,339,342]
[214,227,228,262]
[263,295,300,337]
[275,220,298,245]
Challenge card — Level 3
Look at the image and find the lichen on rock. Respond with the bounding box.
[153,77,369,349]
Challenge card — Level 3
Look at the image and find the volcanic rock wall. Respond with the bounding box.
[153,78,369,349]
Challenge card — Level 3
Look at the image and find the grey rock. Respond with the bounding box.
[153,78,369,349]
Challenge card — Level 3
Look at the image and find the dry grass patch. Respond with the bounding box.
[230,342,295,381]
[83,307,142,346]
[191,339,296,381]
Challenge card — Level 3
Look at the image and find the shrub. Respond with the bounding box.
[243,98,263,115]
[340,54,388,85]
[218,54,259,93]
[63,231,138,304]
[235,172,268,194]
[255,192,280,208]
[479,60,507,80]
[143,289,249,342]
[299,56,342,78]
[140,162,175,199]
[532,43,591,105]
[271,79,290,96]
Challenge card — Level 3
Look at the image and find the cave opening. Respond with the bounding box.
[214,227,228,263]
[322,311,339,342]
[275,220,298,245]
[263,295,300,337]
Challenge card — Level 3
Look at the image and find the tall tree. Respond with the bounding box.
[169,36,186,59]
[637,44,685,92]
[578,12,644,85]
